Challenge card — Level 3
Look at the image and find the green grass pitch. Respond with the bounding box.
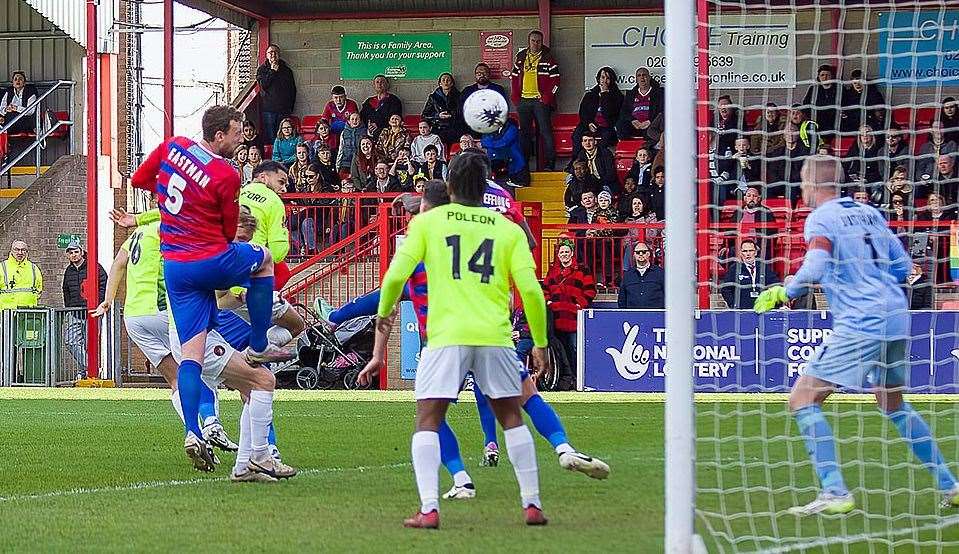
[3,389,959,552]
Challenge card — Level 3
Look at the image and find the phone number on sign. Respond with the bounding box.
[645,55,735,68]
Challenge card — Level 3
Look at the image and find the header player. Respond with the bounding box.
[755,155,959,515]
[367,151,550,529]
[131,105,292,471]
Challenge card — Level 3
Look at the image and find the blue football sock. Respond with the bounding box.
[438,419,466,477]
[886,402,957,491]
[198,383,216,425]
[177,359,204,438]
[268,422,277,447]
[247,275,274,352]
[524,394,569,450]
[794,405,848,495]
[472,383,498,446]
[330,289,381,325]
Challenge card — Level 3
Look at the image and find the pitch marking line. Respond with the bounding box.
[0,461,412,504]
[754,514,959,553]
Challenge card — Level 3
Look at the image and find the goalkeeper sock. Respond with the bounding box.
[523,394,571,452]
[247,275,274,353]
[198,383,217,426]
[794,405,848,495]
[473,384,498,446]
[885,402,958,492]
[438,419,466,477]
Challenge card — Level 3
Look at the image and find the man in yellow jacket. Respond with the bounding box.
[0,240,42,309]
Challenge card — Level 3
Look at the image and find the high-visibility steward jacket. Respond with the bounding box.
[0,256,42,309]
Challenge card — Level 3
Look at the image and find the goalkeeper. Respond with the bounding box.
[755,155,959,516]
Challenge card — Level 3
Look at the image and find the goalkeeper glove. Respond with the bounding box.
[754,285,789,314]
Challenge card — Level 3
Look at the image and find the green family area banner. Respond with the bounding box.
[340,33,452,80]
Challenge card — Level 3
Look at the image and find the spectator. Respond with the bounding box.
[842,124,886,192]
[314,145,339,189]
[481,117,530,187]
[618,176,642,219]
[322,85,359,136]
[0,240,41,309]
[941,96,959,146]
[885,192,912,222]
[287,143,312,190]
[616,67,664,142]
[916,192,957,222]
[783,274,817,310]
[731,186,776,254]
[417,144,448,181]
[880,164,913,206]
[231,144,248,177]
[801,64,840,135]
[309,119,338,159]
[839,69,887,134]
[646,166,665,220]
[389,146,416,192]
[271,117,304,167]
[622,195,660,256]
[766,126,810,202]
[460,62,509,136]
[366,161,402,193]
[569,190,599,225]
[241,120,262,150]
[542,240,596,390]
[331,178,358,243]
[593,190,620,286]
[731,137,762,184]
[297,164,325,254]
[750,102,786,157]
[255,44,297,141]
[882,122,912,177]
[915,121,957,183]
[350,136,379,191]
[336,112,367,174]
[510,29,560,170]
[626,147,653,188]
[852,188,872,205]
[244,146,262,183]
[789,104,820,150]
[360,74,403,139]
[410,120,445,164]
[375,113,410,163]
[572,66,624,155]
[903,262,933,310]
[452,133,479,156]
[566,133,618,194]
[708,131,736,202]
[715,95,742,155]
[720,239,780,309]
[920,154,959,204]
[618,241,665,309]
[61,240,107,372]
[0,71,38,133]
[564,160,602,211]
[421,72,462,145]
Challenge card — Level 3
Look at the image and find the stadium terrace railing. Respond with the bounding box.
[0,80,75,180]
[0,307,121,386]
[282,193,401,262]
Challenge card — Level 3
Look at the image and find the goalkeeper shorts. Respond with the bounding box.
[804,334,907,390]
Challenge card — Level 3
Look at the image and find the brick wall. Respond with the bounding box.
[0,155,94,307]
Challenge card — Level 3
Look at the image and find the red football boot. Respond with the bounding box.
[403,509,439,529]
[524,505,548,526]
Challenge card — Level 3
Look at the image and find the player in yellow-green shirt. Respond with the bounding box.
[361,151,550,529]
[239,160,290,264]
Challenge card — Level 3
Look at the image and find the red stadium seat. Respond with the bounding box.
[263,144,273,158]
[300,114,323,142]
[615,139,645,159]
[552,113,578,158]
[404,114,421,135]
[833,136,856,157]
[49,111,71,139]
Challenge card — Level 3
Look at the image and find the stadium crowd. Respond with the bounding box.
[237,34,954,312]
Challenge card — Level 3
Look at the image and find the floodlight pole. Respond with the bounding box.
[664,0,700,551]
[85,0,100,379]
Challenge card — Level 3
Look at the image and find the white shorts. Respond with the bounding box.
[415,346,523,400]
[231,292,291,324]
[124,311,172,367]
[168,320,235,390]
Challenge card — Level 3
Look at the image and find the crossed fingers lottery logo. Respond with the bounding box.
[605,322,653,380]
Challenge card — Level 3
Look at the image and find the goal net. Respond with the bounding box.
[686,1,959,551]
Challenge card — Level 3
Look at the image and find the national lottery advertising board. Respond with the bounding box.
[583,15,796,90]
[579,310,959,393]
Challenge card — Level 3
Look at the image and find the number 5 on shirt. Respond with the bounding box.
[165,173,187,214]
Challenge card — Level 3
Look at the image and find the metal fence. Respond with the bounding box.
[0,307,122,386]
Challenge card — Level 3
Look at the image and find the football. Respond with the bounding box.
[463,88,509,135]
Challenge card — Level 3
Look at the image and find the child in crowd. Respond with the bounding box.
[410,120,445,163]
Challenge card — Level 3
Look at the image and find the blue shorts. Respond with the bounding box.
[216,310,252,351]
[803,334,907,390]
[164,243,267,344]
